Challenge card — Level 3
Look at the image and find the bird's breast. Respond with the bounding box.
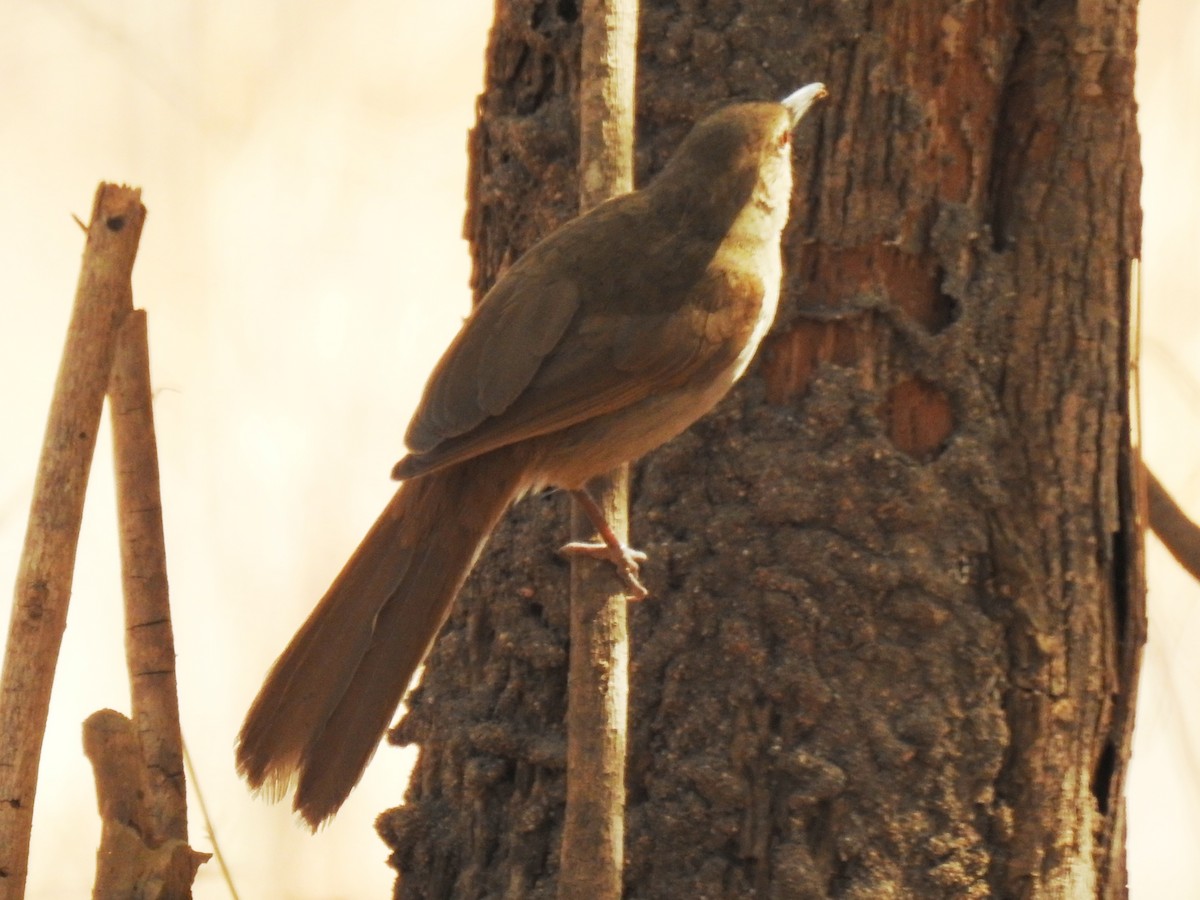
[707,196,785,383]
[530,222,785,490]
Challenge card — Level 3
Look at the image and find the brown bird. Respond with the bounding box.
[237,83,827,828]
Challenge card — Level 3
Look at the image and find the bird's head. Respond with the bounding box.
[650,83,827,239]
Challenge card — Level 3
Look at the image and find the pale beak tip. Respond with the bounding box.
[781,82,828,125]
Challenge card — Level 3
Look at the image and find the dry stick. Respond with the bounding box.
[1146,465,1200,583]
[0,184,145,899]
[84,709,207,899]
[85,709,157,898]
[109,309,188,844]
[560,0,638,898]
[86,312,208,897]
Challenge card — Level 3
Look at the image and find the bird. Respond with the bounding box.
[237,83,827,828]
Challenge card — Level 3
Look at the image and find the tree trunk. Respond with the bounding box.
[377,2,1144,898]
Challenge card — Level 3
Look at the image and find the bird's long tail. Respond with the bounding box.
[236,448,530,828]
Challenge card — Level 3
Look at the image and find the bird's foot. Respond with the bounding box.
[562,487,651,600]
[559,539,649,600]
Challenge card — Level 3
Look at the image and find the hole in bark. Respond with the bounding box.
[880,377,955,461]
[987,31,1033,251]
[1092,739,1116,814]
[928,271,960,334]
[1110,506,1130,644]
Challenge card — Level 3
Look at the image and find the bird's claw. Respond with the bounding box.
[559,540,649,600]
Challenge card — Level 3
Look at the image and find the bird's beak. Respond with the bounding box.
[781,83,828,127]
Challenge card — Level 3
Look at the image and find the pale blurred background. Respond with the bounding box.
[0,2,1196,898]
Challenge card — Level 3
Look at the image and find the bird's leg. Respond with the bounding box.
[560,488,649,600]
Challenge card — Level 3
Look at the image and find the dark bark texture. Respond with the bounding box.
[377,1,1144,898]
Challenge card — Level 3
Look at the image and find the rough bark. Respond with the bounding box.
[377,2,1143,898]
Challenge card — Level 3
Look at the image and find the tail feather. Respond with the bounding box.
[237,448,530,828]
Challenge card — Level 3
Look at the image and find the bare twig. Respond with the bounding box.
[0,184,145,899]
[1146,465,1200,583]
[559,0,638,897]
[109,309,188,843]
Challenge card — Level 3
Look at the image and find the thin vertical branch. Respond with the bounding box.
[109,309,188,844]
[560,0,638,897]
[0,184,145,899]
[577,0,636,212]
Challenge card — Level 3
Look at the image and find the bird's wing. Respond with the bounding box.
[402,271,582,455]
[396,234,764,479]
